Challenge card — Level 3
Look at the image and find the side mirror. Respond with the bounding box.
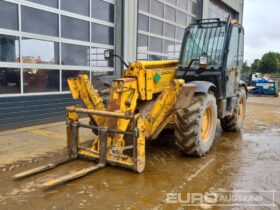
[104,49,114,60]
[199,55,208,69]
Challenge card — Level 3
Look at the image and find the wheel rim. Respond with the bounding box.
[237,98,245,122]
[201,107,213,142]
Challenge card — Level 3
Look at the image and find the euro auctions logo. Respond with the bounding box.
[166,192,219,204]
[165,190,277,207]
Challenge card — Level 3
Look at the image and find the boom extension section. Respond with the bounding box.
[67,75,106,126]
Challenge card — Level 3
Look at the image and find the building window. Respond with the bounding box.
[0,68,20,94]
[21,6,59,37]
[90,48,113,67]
[165,5,176,22]
[22,38,59,64]
[175,42,181,58]
[61,43,89,66]
[163,40,175,54]
[91,71,113,87]
[149,55,162,61]
[92,23,114,45]
[0,35,19,63]
[177,0,187,10]
[150,0,164,18]
[137,54,148,61]
[192,1,198,15]
[137,34,148,52]
[61,16,89,42]
[62,70,90,91]
[0,1,18,30]
[139,0,149,12]
[149,37,162,53]
[150,18,163,35]
[61,0,89,16]
[164,23,175,38]
[138,14,149,32]
[0,0,115,96]
[176,11,187,26]
[27,0,58,8]
[166,0,176,6]
[208,0,236,20]
[176,27,185,40]
[92,0,114,23]
[137,0,197,61]
[23,69,60,93]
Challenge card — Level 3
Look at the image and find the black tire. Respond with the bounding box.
[175,93,217,156]
[220,87,246,132]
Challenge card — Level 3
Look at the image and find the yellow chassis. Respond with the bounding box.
[66,61,195,173]
[13,60,195,188]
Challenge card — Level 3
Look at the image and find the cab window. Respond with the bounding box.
[227,26,239,68]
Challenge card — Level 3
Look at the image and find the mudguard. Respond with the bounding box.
[189,81,217,94]
[239,80,248,98]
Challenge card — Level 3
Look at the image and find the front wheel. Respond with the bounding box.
[175,92,217,156]
[220,86,247,132]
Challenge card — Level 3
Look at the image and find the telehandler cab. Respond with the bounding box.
[14,17,247,188]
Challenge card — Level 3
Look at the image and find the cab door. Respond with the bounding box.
[225,25,244,97]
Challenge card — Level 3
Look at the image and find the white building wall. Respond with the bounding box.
[202,0,244,23]
[222,0,244,13]
[222,0,244,22]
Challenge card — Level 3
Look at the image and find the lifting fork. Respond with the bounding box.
[13,107,145,189]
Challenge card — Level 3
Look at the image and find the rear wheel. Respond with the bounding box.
[220,86,246,132]
[175,93,217,156]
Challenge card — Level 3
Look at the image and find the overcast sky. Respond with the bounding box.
[243,0,280,65]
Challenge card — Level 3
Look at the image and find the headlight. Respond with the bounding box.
[199,56,208,65]
[199,55,208,69]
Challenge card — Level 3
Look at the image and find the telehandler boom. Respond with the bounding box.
[14,17,247,189]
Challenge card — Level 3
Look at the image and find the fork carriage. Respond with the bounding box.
[66,106,146,174]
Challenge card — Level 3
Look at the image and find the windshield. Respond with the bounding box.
[181,23,227,69]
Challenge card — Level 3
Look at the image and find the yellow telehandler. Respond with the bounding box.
[14,17,247,188]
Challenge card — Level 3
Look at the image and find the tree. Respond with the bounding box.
[276,53,280,70]
[251,59,260,73]
[242,61,250,74]
[259,52,280,74]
